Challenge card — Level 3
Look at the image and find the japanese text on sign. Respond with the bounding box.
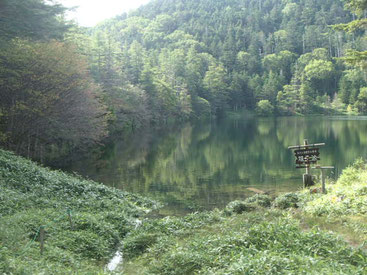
[294,148,320,166]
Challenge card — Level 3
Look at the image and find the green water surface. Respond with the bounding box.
[68,115,367,215]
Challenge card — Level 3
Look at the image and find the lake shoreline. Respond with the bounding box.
[64,115,367,215]
[122,159,367,273]
[1,149,366,274]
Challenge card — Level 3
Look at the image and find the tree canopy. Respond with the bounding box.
[1,0,367,161]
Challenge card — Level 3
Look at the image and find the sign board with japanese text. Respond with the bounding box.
[294,148,320,168]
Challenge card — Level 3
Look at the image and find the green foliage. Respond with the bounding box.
[225,200,256,214]
[121,159,367,274]
[338,69,366,105]
[225,194,272,215]
[83,0,362,124]
[355,87,367,113]
[304,60,335,82]
[256,100,274,116]
[192,96,211,118]
[0,149,157,274]
[2,0,365,157]
[334,18,367,33]
[123,210,223,259]
[262,51,297,82]
[273,193,300,209]
[0,0,70,41]
[0,39,108,162]
[300,159,367,216]
[123,232,159,258]
[203,64,230,114]
[332,0,367,70]
[245,194,272,208]
[277,85,301,114]
[123,210,366,274]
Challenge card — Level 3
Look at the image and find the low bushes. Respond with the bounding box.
[0,149,157,274]
[2,149,366,274]
[273,193,300,209]
[123,160,367,274]
[225,194,272,214]
[123,212,366,274]
[301,159,367,216]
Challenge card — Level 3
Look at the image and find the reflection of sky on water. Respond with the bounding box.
[67,116,367,215]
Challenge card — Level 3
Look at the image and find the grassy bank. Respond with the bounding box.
[1,150,366,274]
[122,160,367,274]
[0,149,158,274]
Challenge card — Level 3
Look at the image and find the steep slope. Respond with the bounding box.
[86,0,365,129]
[0,149,157,274]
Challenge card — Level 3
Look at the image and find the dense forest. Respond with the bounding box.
[0,0,366,161]
[90,0,366,119]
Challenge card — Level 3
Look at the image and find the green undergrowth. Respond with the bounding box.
[281,159,367,247]
[301,158,367,216]
[0,149,158,274]
[123,209,366,274]
[123,160,367,274]
[1,150,366,274]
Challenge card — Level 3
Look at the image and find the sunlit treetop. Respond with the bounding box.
[0,0,70,41]
[345,0,367,15]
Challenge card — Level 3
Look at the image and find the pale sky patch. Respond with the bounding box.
[57,0,152,27]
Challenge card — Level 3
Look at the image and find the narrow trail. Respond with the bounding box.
[107,219,143,272]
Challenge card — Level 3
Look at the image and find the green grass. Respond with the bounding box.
[123,209,366,274]
[301,159,367,216]
[292,159,367,249]
[1,149,366,274]
[122,160,367,274]
[0,149,158,274]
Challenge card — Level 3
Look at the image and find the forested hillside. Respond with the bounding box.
[88,0,366,122]
[0,0,366,161]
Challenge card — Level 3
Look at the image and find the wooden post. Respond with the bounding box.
[67,209,74,230]
[303,174,314,188]
[39,226,45,255]
[303,139,314,188]
[312,166,334,194]
[321,169,326,194]
[304,139,309,174]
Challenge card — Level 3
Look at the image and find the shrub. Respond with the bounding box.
[193,96,211,119]
[256,100,274,116]
[123,233,158,258]
[273,193,299,209]
[301,159,367,216]
[245,194,272,207]
[225,200,256,214]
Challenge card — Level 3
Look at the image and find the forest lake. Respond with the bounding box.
[66,115,367,215]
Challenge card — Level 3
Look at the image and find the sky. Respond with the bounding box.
[57,0,152,27]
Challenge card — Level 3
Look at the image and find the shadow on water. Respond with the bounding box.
[66,115,367,215]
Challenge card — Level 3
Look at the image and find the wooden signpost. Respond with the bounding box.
[288,140,325,188]
[312,165,334,194]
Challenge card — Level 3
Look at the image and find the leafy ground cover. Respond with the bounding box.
[123,210,366,274]
[1,149,366,274]
[0,149,158,274]
[295,159,367,249]
[122,161,367,274]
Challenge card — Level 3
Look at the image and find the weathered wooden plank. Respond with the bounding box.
[288,143,325,149]
[247,187,266,194]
